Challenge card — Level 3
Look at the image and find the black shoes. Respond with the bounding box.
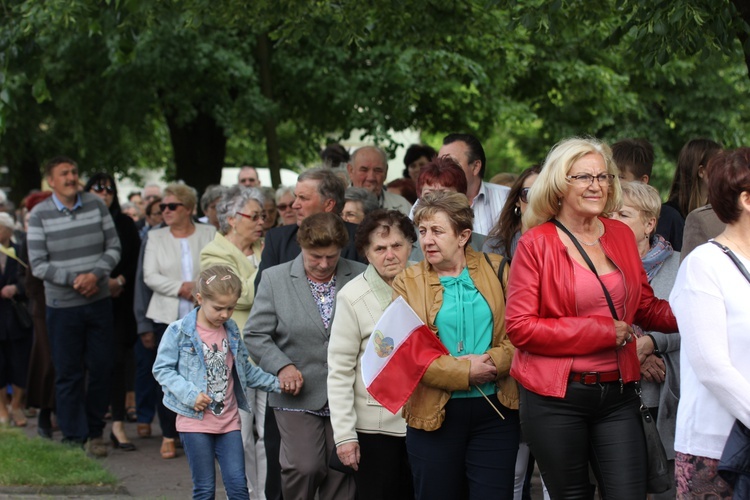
[110,432,136,452]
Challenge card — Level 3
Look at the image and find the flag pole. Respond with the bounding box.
[475,386,505,420]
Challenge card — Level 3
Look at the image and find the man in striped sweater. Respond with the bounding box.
[27,157,121,457]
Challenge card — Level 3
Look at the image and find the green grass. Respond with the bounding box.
[0,427,117,486]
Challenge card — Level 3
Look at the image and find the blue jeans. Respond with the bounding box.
[406,394,520,500]
[181,430,249,500]
[134,338,157,423]
[46,299,114,442]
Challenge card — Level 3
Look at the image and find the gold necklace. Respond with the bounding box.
[724,234,750,261]
[559,219,602,246]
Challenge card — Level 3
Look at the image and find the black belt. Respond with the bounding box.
[569,370,621,385]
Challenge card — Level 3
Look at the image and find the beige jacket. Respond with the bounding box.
[143,224,216,325]
[328,265,407,446]
[392,246,518,431]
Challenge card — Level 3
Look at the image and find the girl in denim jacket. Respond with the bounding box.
[154,265,291,500]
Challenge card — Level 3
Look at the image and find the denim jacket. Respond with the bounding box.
[153,307,280,419]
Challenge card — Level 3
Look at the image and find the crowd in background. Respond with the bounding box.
[0,133,748,500]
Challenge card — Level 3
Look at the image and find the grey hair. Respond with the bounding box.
[260,186,276,206]
[345,187,378,214]
[200,185,227,212]
[217,186,265,234]
[297,167,346,214]
[275,185,294,203]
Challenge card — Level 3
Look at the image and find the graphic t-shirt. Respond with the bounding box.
[176,323,240,433]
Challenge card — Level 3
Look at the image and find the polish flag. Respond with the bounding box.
[361,296,449,414]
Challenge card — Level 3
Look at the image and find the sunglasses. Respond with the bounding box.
[159,202,184,212]
[92,184,114,194]
[519,187,531,204]
[237,212,266,222]
[276,203,293,211]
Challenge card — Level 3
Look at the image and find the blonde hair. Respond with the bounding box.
[620,181,661,236]
[163,183,198,213]
[523,137,622,230]
[413,190,473,236]
[194,265,242,301]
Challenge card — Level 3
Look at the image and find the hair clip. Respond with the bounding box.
[206,275,217,285]
[220,275,232,281]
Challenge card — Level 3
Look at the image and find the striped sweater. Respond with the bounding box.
[27,192,121,308]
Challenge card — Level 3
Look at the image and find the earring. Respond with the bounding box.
[514,206,521,217]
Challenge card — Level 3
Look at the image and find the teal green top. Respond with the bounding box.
[436,267,494,399]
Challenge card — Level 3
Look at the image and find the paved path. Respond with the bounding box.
[3,414,546,499]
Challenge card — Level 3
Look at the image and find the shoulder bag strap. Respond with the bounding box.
[709,240,750,284]
[483,252,509,299]
[552,219,619,321]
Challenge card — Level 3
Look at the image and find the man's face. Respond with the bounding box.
[347,149,387,195]
[47,163,80,202]
[438,141,481,184]
[292,179,333,225]
[238,167,260,187]
[143,186,161,204]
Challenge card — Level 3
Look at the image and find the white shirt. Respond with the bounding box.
[669,242,750,459]
[471,181,510,236]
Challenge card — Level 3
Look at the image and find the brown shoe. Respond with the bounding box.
[137,423,151,438]
[160,438,176,459]
[85,437,108,458]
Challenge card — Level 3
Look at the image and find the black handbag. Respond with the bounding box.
[552,219,673,494]
[10,297,32,330]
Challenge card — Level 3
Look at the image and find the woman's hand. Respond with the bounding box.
[178,281,194,300]
[194,392,212,412]
[641,355,666,383]
[464,353,497,385]
[278,365,304,396]
[0,284,17,299]
[614,321,634,348]
[108,277,123,298]
[336,442,360,471]
[636,335,655,363]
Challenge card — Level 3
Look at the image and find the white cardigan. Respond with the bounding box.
[669,242,750,459]
[327,266,407,446]
[143,223,216,325]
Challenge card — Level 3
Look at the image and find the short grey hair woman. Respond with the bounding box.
[275,185,297,226]
[342,187,378,224]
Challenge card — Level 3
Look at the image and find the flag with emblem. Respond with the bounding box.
[361,296,449,414]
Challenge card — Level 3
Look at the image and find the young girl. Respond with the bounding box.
[153,265,290,500]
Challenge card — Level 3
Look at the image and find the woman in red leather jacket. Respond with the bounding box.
[505,137,677,499]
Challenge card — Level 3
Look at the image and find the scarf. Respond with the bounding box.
[641,234,673,282]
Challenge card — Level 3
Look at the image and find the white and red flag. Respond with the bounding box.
[361,296,449,414]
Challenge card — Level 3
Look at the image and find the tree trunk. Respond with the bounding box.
[256,32,282,188]
[164,109,227,195]
[731,0,750,78]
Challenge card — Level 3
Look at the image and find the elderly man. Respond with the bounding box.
[238,165,261,187]
[438,133,510,235]
[27,156,121,457]
[346,146,412,215]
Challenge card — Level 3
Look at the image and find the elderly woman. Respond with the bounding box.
[392,190,519,499]
[199,185,225,230]
[143,183,216,459]
[484,165,541,259]
[342,187,378,224]
[670,148,750,498]
[611,181,681,499]
[275,186,297,226]
[505,137,677,499]
[200,185,267,499]
[328,209,416,500]
[261,187,280,233]
[84,173,141,451]
[0,213,32,428]
[245,212,365,500]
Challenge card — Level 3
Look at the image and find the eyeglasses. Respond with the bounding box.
[277,203,293,211]
[92,184,114,194]
[519,187,531,204]
[159,202,184,212]
[566,173,616,186]
[150,211,162,217]
[237,212,266,222]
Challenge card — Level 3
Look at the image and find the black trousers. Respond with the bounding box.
[520,382,647,500]
[355,433,414,500]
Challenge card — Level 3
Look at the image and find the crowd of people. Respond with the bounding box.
[1,133,748,500]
